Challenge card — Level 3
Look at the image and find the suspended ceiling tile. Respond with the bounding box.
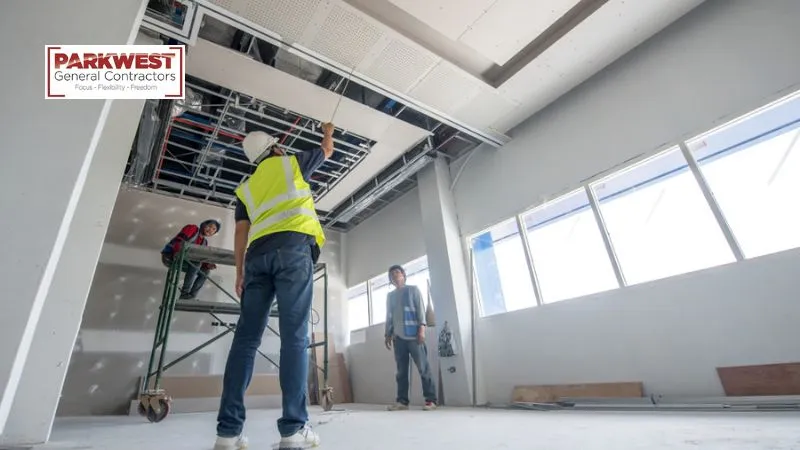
[308,3,385,69]
[453,88,520,133]
[407,61,483,116]
[459,0,581,66]
[240,0,324,43]
[362,37,441,93]
[207,0,245,15]
[386,0,496,41]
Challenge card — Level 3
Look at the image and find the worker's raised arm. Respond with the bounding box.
[320,122,335,159]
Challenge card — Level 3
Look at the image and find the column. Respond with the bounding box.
[417,157,474,406]
[0,0,147,443]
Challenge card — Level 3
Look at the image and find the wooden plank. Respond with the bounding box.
[512,382,644,403]
[329,353,353,404]
[717,362,800,396]
[145,374,280,398]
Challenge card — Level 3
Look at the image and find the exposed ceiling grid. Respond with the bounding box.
[308,4,385,70]
[408,61,484,114]
[243,0,323,43]
[459,0,582,65]
[362,38,441,94]
[386,0,497,41]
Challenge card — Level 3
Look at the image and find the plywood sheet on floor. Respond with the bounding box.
[41,405,800,449]
[718,362,800,396]
[512,382,644,403]
[142,373,279,398]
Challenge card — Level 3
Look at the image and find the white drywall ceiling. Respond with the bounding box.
[387,0,496,41]
[459,0,582,66]
[186,39,430,211]
[204,0,704,136]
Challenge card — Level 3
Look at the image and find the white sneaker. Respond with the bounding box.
[277,424,320,449]
[214,434,248,450]
[387,403,409,411]
[423,401,438,411]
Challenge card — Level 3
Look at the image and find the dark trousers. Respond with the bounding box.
[217,245,314,438]
[161,254,209,298]
[393,337,437,405]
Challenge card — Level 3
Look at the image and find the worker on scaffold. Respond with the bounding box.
[161,219,221,300]
[214,122,335,450]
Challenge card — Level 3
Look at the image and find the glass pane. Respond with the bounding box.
[347,284,369,331]
[370,276,392,325]
[689,92,800,258]
[522,189,618,303]
[470,219,537,316]
[591,147,735,285]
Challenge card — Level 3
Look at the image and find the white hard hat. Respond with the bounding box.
[242,131,278,163]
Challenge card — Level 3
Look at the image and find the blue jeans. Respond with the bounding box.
[161,254,208,298]
[217,245,314,438]
[393,337,437,405]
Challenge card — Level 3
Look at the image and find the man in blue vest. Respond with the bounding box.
[384,264,437,411]
[214,122,334,450]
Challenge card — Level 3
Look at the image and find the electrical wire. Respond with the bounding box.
[329,67,355,123]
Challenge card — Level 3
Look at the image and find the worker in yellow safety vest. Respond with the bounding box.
[214,122,335,450]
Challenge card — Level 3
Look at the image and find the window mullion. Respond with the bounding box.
[585,185,627,287]
[679,142,745,262]
[515,214,543,306]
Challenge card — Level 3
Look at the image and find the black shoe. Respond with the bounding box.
[178,292,193,300]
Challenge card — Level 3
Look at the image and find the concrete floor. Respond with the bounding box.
[35,405,800,449]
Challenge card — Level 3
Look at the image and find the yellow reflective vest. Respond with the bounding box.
[234,156,326,249]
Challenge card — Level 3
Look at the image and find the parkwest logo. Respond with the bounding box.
[53,52,176,70]
[46,44,185,100]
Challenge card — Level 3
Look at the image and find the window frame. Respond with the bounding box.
[466,90,800,315]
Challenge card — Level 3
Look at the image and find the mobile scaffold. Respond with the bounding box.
[137,243,332,422]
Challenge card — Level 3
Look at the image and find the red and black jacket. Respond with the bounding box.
[161,224,207,257]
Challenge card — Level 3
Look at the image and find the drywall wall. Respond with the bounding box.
[0,0,146,437]
[452,0,800,235]
[57,188,348,416]
[347,324,439,405]
[2,98,146,445]
[57,189,243,416]
[478,247,800,403]
[344,188,426,286]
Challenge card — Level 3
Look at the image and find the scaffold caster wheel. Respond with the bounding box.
[139,392,172,423]
[146,398,171,423]
[321,387,334,412]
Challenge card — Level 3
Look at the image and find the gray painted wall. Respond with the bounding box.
[344,188,426,287]
[58,189,347,416]
[479,247,800,403]
[345,0,800,404]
